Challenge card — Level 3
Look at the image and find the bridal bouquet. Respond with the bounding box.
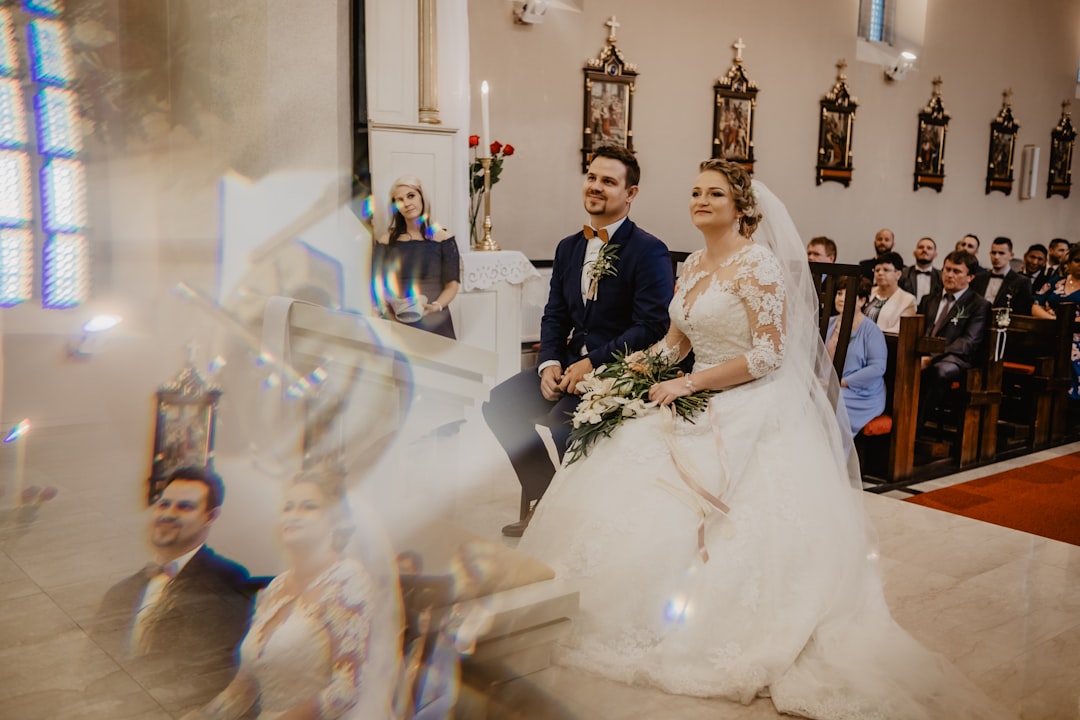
[565,349,715,465]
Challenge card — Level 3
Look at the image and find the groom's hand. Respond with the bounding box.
[561,358,594,395]
[540,365,565,401]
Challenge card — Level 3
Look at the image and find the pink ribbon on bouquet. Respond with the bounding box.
[658,404,731,563]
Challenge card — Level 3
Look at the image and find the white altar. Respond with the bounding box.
[454,249,544,382]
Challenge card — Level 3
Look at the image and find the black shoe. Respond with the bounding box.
[501,508,535,538]
[501,519,529,537]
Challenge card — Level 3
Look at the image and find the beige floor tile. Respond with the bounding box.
[975,622,1080,720]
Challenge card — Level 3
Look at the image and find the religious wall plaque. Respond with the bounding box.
[816,60,857,186]
[914,77,950,192]
[147,360,222,503]
[1047,100,1075,199]
[711,38,759,174]
[985,89,1019,196]
[581,16,637,172]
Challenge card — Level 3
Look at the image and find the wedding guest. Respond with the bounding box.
[1021,243,1049,289]
[807,236,837,263]
[828,279,887,436]
[185,469,395,720]
[955,234,988,275]
[372,176,461,338]
[1033,243,1080,401]
[971,236,1033,314]
[94,467,252,713]
[858,227,895,279]
[482,145,674,537]
[864,252,916,333]
[899,236,942,305]
[1044,238,1071,284]
[916,251,992,431]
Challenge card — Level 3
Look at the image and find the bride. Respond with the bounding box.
[518,159,1013,719]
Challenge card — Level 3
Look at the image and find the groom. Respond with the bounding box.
[483,145,674,537]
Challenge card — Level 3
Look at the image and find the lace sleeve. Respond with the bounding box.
[313,561,374,720]
[735,246,786,378]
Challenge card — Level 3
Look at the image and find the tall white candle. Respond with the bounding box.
[480,81,491,158]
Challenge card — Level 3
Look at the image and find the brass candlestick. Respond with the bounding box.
[476,156,501,251]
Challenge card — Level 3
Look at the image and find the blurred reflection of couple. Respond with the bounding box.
[96,465,401,719]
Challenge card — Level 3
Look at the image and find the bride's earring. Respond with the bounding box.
[734,217,742,234]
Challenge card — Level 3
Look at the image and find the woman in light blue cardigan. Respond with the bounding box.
[827,278,888,436]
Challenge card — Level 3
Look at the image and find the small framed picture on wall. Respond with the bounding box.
[581,17,638,172]
[816,60,857,186]
[711,38,759,173]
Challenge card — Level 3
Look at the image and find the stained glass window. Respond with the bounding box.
[3,1,90,308]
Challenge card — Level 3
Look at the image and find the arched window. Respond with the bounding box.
[0,0,88,309]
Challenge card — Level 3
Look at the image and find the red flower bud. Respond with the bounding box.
[468,135,479,147]
[502,144,515,156]
[490,141,503,155]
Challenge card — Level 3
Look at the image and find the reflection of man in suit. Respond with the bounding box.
[900,236,942,306]
[94,467,252,711]
[483,145,674,537]
[971,236,1033,314]
[916,251,992,430]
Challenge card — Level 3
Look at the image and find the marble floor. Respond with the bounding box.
[1,416,1079,719]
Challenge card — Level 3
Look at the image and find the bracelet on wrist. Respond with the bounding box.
[432,301,443,311]
[684,374,695,393]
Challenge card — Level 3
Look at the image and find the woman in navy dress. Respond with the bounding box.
[372,176,461,339]
[1032,242,1080,400]
[827,277,887,436]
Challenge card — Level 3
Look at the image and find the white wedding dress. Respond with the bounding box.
[519,186,1013,720]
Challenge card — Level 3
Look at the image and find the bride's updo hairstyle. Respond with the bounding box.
[698,158,762,238]
[289,466,356,553]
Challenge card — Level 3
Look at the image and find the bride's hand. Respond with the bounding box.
[648,377,692,406]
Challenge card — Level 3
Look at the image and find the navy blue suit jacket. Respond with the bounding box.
[538,219,673,369]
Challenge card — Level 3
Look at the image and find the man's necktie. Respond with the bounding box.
[932,293,956,335]
[583,225,609,242]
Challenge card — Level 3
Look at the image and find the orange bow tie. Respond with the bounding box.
[583,225,610,242]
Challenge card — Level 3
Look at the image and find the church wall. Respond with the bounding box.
[467,0,1080,263]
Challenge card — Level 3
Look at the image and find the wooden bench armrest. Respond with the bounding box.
[915,336,947,355]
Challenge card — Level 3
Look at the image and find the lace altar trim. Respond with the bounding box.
[460,250,541,291]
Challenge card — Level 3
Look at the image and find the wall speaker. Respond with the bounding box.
[1019,144,1040,199]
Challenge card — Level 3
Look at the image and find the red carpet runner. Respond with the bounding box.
[905,451,1080,546]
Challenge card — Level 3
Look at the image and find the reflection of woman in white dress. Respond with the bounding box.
[186,471,390,720]
[519,160,1013,719]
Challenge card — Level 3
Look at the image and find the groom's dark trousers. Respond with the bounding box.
[482,219,674,517]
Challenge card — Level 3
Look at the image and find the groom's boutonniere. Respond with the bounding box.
[950,305,971,326]
[587,242,620,301]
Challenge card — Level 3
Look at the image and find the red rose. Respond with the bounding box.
[468,134,479,147]
[502,144,515,156]
[490,141,503,155]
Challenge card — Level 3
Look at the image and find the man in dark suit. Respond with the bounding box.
[971,236,1033,314]
[483,145,674,537]
[1021,243,1050,292]
[899,236,942,306]
[1045,238,1071,285]
[955,233,989,276]
[858,228,895,279]
[916,251,992,431]
[94,467,252,712]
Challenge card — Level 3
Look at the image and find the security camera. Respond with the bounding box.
[513,0,549,25]
[884,51,917,82]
